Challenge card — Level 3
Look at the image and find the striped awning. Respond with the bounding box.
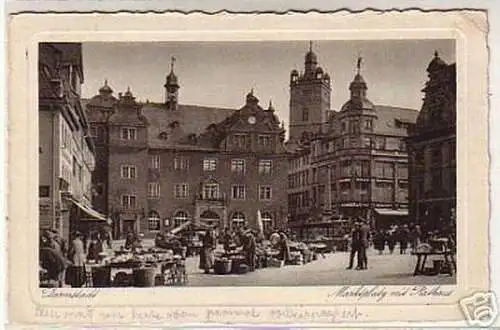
[71,198,110,222]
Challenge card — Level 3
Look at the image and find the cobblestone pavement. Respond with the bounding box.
[110,240,456,286]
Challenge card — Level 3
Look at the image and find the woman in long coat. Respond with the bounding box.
[67,231,87,287]
[278,232,291,264]
[199,229,216,274]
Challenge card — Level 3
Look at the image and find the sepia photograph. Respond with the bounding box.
[38,39,457,288]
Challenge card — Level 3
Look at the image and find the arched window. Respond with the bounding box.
[173,211,189,227]
[148,211,161,231]
[261,211,273,234]
[231,212,246,229]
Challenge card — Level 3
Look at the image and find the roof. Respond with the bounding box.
[142,103,235,148]
[372,105,419,137]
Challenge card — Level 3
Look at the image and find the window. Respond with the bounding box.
[363,137,372,148]
[232,134,250,149]
[355,181,369,192]
[150,155,160,169]
[399,180,409,189]
[72,156,77,177]
[173,211,189,227]
[90,126,98,138]
[148,211,161,231]
[376,162,394,178]
[121,195,136,209]
[341,121,347,132]
[121,127,137,140]
[302,107,309,121]
[261,211,273,233]
[231,159,245,173]
[203,181,220,200]
[365,119,373,130]
[375,137,386,150]
[121,165,137,179]
[258,135,272,146]
[39,185,50,198]
[174,156,189,170]
[231,185,246,200]
[259,186,272,200]
[148,182,160,198]
[231,212,246,229]
[203,158,217,171]
[174,183,189,199]
[399,140,407,152]
[259,159,272,175]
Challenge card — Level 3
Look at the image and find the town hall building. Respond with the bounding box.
[85,59,289,238]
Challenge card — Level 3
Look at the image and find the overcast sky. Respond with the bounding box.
[81,40,455,125]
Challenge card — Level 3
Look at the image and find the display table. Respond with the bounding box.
[412,250,456,276]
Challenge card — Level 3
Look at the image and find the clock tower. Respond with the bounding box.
[289,42,332,142]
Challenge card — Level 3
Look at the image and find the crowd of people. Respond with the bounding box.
[39,229,112,287]
[346,219,456,271]
[198,227,291,274]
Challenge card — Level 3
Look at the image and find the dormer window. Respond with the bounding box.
[168,121,180,129]
[158,132,169,140]
[121,127,137,140]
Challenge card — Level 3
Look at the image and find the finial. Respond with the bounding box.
[170,56,176,72]
[269,99,273,107]
[127,86,130,93]
[309,40,313,52]
[434,50,439,58]
[250,87,254,95]
[356,54,363,74]
[104,79,108,86]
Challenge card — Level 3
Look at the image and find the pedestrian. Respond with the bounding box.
[346,222,362,270]
[278,232,291,265]
[359,220,370,269]
[373,230,386,255]
[399,225,409,254]
[199,228,216,274]
[125,231,135,250]
[386,230,396,254]
[39,231,70,287]
[86,232,103,262]
[67,231,87,287]
[244,231,257,272]
[222,227,233,252]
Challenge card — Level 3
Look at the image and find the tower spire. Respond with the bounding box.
[170,56,176,73]
[357,54,363,75]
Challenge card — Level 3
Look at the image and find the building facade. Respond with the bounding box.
[287,50,419,236]
[407,52,456,231]
[39,43,102,240]
[85,61,289,238]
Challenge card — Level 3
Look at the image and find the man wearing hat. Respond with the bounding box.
[67,231,87,287]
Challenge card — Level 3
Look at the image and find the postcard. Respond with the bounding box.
[6,10,493,327]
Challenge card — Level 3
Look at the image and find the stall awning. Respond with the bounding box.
[170,221,192,235]
[374,208,408,216]
[71,198,109,222]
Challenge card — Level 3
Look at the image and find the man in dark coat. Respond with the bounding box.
[244,231,257,272]
[358,220,370,269]
[346,222,362,270]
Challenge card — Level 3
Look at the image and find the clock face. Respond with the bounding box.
[248,116,256,124]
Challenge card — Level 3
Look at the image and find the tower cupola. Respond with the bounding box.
[164,56,180,110]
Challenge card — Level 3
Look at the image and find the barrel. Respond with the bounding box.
[133,267,157,287]
[214,259,232,275]
[92,266,111,287]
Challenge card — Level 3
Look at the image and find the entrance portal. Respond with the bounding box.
[199,210,221,228]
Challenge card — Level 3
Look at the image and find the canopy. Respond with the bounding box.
[71,198,110,223]
[374,208,408,216]
[170,221,192,235]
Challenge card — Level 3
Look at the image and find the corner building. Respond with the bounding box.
[407,52,456,230]
[85,61,289,238]
[287,48,419,236]
[38,43,100,240]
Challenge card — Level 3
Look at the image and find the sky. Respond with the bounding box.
[81,40,455,126]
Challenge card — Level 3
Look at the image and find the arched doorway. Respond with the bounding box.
[200,210,220,228]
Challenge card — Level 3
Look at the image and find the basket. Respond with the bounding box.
[214,259,232,275]
[133,267,157,287]
[268,258,284,268]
